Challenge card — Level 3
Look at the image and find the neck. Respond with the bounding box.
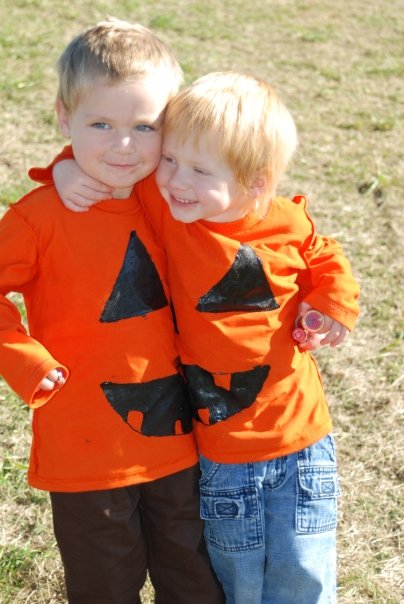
[111,186,134,199]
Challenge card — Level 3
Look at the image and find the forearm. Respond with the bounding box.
[298,236,360,330]
[0,298,68,406]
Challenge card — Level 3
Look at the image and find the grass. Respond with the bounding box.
[1,0,403,602]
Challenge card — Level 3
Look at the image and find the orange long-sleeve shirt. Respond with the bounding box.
[136,176,360,463]
[0,185,197,492]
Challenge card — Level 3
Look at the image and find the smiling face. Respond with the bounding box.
[56,75,173,198]
[156,132,256,223]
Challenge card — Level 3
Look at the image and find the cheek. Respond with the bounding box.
[223,184,242,204]
[73,133,102,158]
[206,185,230,203]
[155,163,170,188]
[144,135,163,159]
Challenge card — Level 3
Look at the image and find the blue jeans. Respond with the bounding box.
[199,434,339,604]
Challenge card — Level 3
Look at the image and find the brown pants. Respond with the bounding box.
[50,464,224,604]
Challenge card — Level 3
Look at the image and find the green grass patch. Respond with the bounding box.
[0,546,38,589]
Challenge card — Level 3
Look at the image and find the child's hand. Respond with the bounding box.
[36,368,66,393]
[298,331,327,352]
[297,302,349,350]
[54,160,112,212]
[316,318,349,347]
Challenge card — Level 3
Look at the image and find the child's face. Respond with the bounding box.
[57,76,172,198]
[156,132,253,223]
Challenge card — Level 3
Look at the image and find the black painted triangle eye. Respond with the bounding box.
[196,244,279,313]
[100,231,168,322]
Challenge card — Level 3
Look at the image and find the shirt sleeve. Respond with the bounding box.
[294,196,360,330]
[28,145,74,185]
[0,206,68,407]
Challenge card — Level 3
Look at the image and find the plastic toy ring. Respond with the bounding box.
[301,309,325,333]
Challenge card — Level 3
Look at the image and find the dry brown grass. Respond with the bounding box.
[1,1,403,602]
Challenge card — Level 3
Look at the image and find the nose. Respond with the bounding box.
[112,131,135,153]
[167,166,189,190]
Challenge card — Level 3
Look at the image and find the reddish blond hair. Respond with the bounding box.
[163,71,297,195]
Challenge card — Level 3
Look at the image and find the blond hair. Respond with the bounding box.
[57,17,183,112]
[163,71,297,195]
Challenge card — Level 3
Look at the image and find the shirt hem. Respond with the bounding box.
[28,454,199,492]
[197,423,332,464]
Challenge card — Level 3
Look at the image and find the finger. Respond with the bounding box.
[37,376,56,391]
[60,191,111,212]
[299,333,326,352]
[52,368,66,387]
[83,183,113,197]
[44,368,66,388]
[73,192,103,206]
[321,324,348,346]
[62,198,90,213]
[67,188,111,208]
[329,328,349,347]
[75,173,113,192]
[318,313,334,334]
[299,341,318,352]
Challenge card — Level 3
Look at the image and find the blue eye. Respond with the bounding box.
[136,124,153,132]
[92,122,109,129]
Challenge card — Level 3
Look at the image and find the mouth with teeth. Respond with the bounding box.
[170,193,198,207]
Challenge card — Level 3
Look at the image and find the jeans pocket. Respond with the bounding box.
[200,484,263,552]
[297,465,340,533]
[199,455,221,485]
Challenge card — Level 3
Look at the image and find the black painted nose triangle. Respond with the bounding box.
[100,231,168,322]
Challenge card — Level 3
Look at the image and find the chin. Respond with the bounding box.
[170,208,198,224]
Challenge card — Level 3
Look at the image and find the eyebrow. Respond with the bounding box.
[85,112,164,124]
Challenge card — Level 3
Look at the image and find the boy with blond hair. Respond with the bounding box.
[0,19,224,604]
[41,71,360,603]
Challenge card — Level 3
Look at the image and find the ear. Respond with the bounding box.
[247,171,268,198]
[55,99,71,138]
